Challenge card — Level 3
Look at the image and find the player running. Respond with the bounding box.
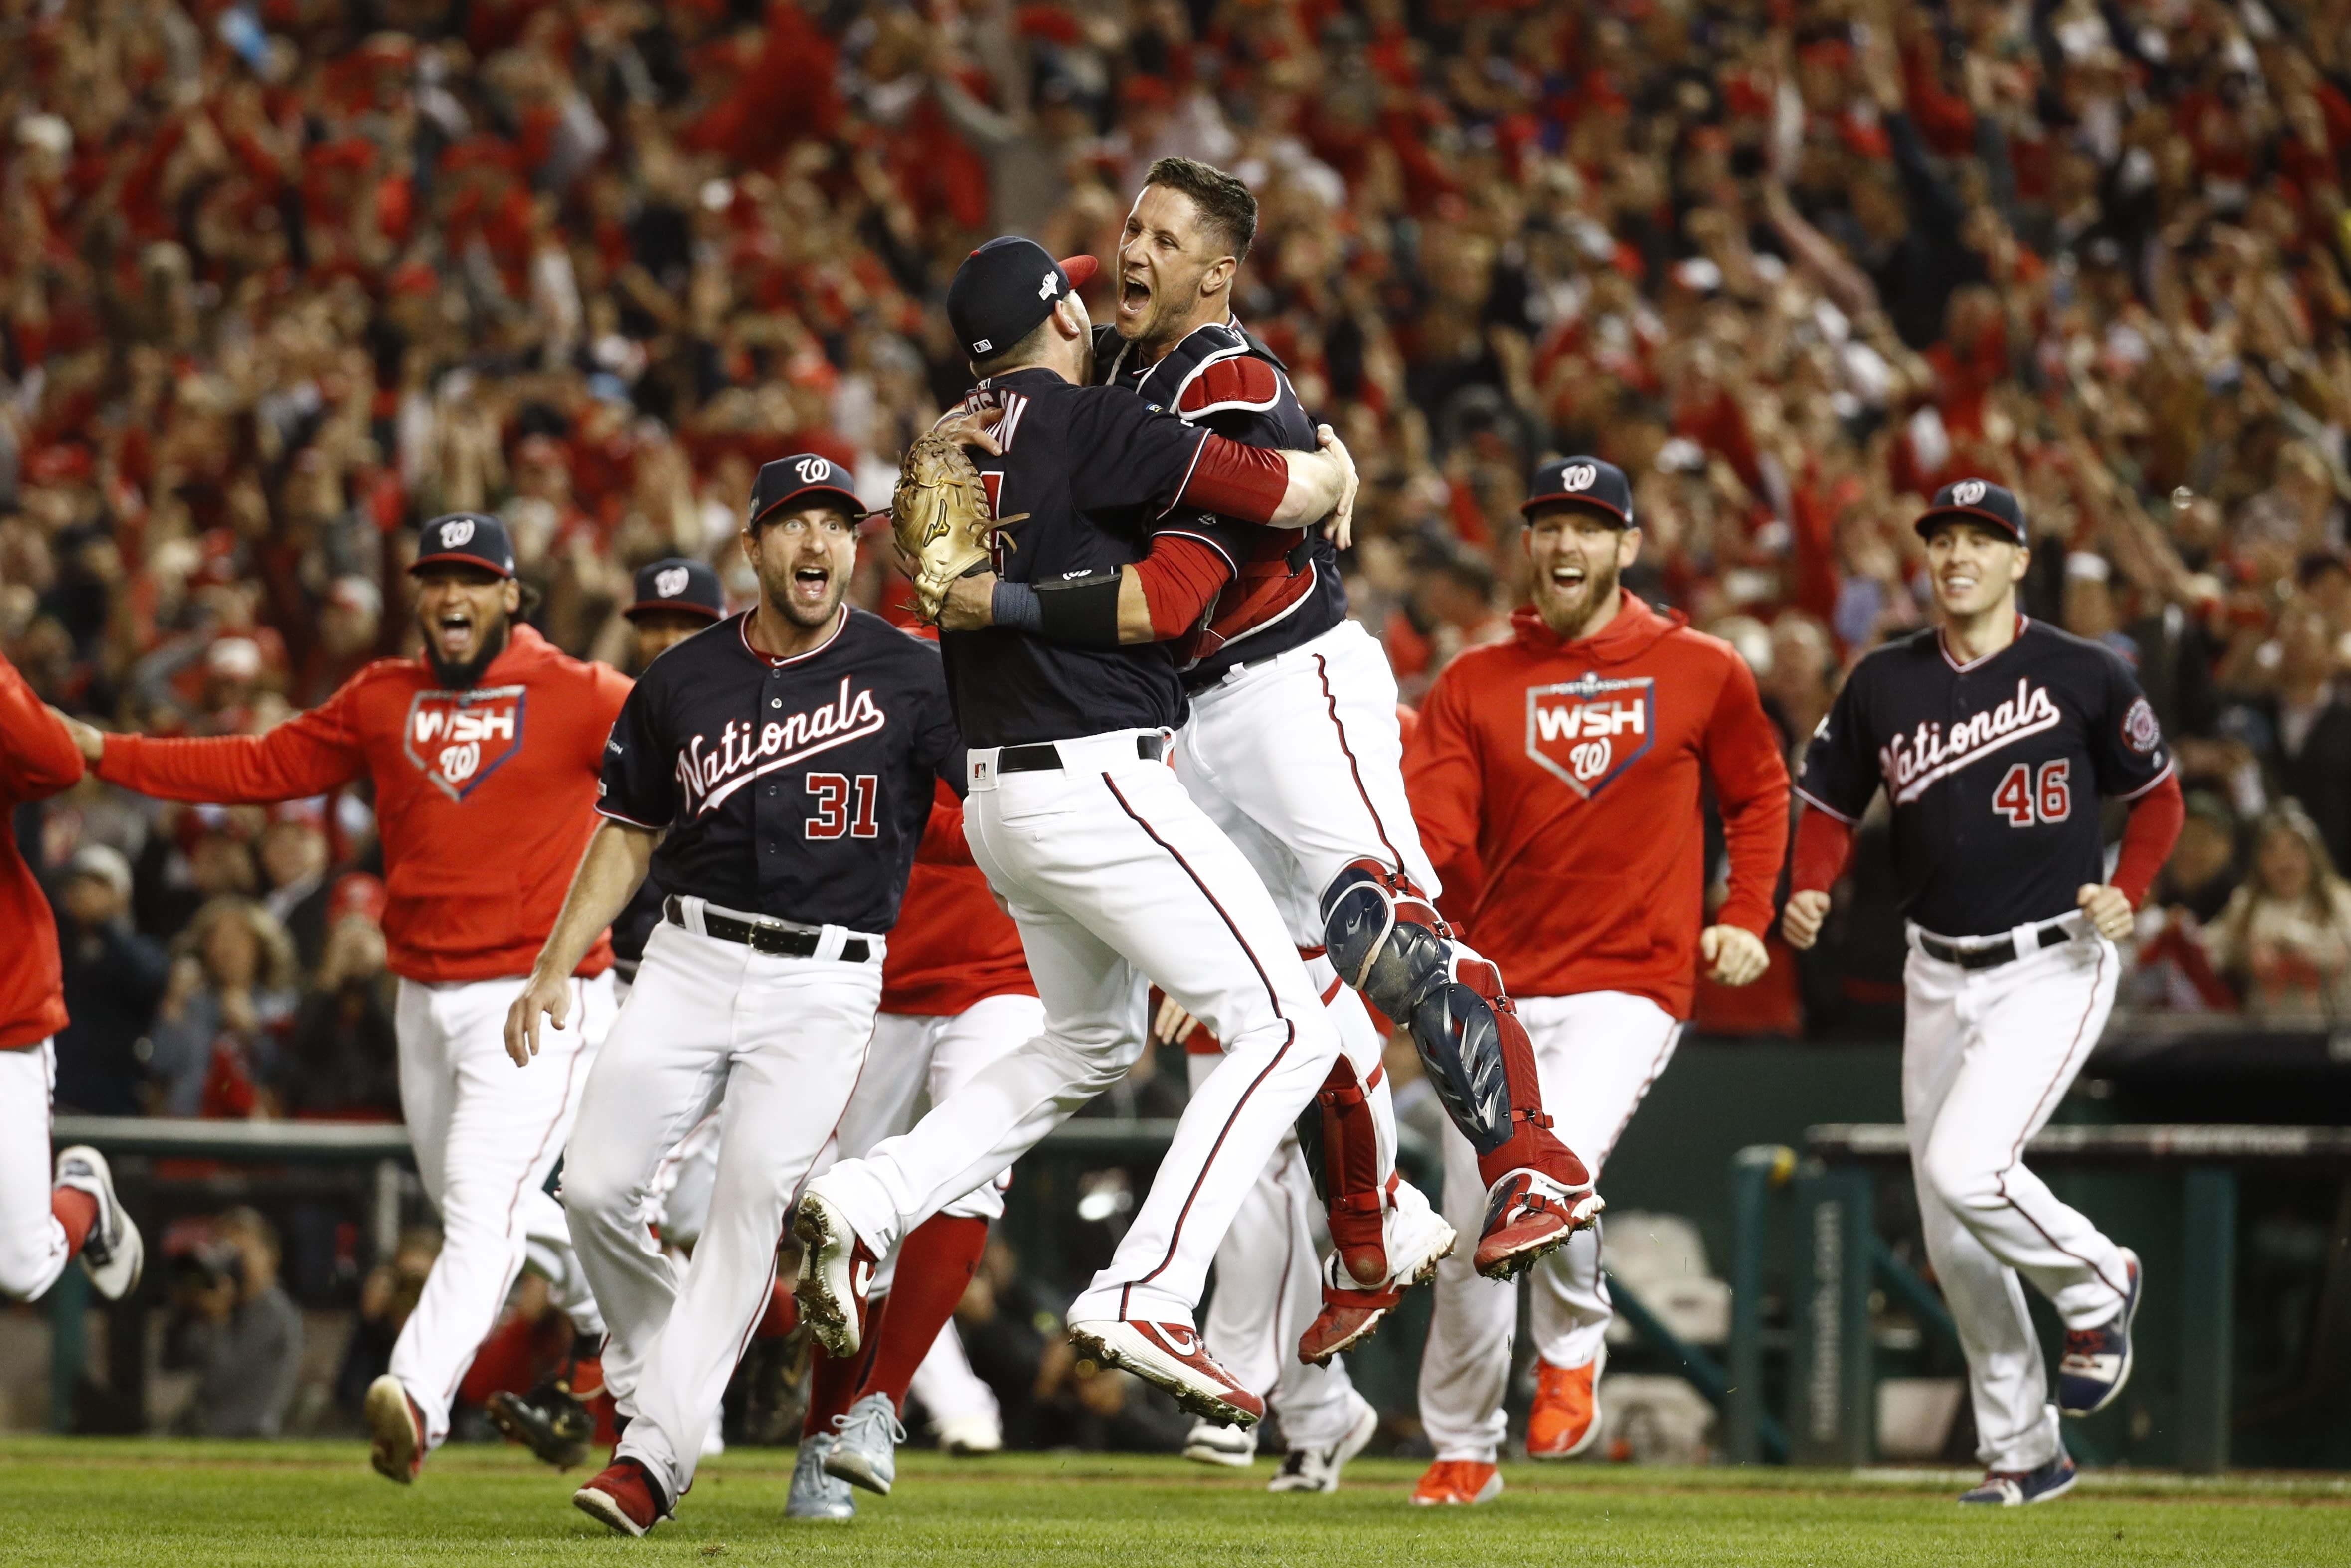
[1405,458,1790,1505]
[59,515,627,1484]
[511,453,965,1535]
[794,236,1361,1427]
[1782,479,2184,1506]
[1,653,142,1314]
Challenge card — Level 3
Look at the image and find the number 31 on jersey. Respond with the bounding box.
[1992,760,2070,826]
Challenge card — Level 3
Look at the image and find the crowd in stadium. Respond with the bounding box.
[6,0,2351,1143]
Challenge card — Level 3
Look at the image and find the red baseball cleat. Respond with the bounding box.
[1298,1280,1405,1366]
[1068,1319,1264,1427]
[1411,1459,1503,1506]
[792,1189,878,1359]
[1473,1169,1602,1280]
[364,1374,426,1484]
[573,1458,672,1537]
[1525,1356,1603,1459]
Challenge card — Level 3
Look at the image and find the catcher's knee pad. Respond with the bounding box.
[1293,1058,1388,1287]
[1321,859,1450,1023]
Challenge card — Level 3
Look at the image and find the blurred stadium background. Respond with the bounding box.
[2,0,2350,1482]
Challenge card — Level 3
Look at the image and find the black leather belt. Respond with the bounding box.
[665,895,870,963]
[1917,918,2073,971]
[997,735,1169,774]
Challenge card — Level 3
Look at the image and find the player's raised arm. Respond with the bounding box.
[506,817,660,1065]
[61,679,368,804]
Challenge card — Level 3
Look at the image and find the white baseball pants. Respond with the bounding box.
[1183,1050,1367,1449]
[389,970,612,1447]
[567,913,882,1502]
[908,1319,1003,1433]
[0,1042,70,1302]
[1420,990,1682,1463]
[816,729,1342,1327]
[1904,926,2130,1472]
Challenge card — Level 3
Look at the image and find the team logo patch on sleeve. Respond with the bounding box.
[403,687,527,800]
[2122,695,2162,754]
[1526,674,1655,797]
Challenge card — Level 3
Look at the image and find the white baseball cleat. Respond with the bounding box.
[1182,1419,1257,1468]
[1269,1391,1379,1493]
[788,1434,856,1520]
[792,1188,877,1360]
[53,1145,142,1301]
[824,1392,906,1496]
[932,1411,1003,1456]
[1068,1319,1264,1427]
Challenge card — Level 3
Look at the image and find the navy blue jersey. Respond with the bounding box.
[1795,618,2174,937]
[1098,322,1347,687]
[596,608,961,933]
[942,366,1221,747]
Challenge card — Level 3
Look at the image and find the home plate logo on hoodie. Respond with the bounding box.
[1526,673,1655,797]
[403,686,527,800]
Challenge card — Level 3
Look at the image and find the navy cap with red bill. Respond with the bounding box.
[748,454,865,531]
[625,556,726,622]
[947,236,1101,363]
[410,512,516,578]
[1521,456,1635,527]
[1914,478,2028,546]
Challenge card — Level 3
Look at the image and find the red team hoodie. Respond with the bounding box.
[1406,597,1790,1019]
[1,654,83,1050]
[97,625,630,983]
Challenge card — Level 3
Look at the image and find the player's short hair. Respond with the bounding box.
[970,312,1060,379]
[1145,157,1257,262]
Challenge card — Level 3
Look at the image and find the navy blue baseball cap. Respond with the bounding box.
[749,454,865,530]
[1914,478,2027,545]
[410,512,516,578]
[1521,456,1635,527]
[947,237,1101,363]
[626,557,725,622]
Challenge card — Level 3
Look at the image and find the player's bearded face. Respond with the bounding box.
[1526,508,1635,636]
[749,505,857,628]
[414,566,517,689]
[1924,523,2026,619]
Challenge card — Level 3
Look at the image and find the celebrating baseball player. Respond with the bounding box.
[2,653,142,1313]
[58,514,628,1485]
[793,235,1364,1426]
[1405,457,1791,1505]
[1782,479,2185,1506]
[506,454,964,1535]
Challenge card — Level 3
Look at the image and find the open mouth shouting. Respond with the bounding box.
[788,561,834,611]
[433,605,480,665]
[1118,268,1154,326]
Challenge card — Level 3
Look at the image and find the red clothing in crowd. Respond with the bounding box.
[1405,597,1791,1019]
[880,787,1035,1018]
[0,654,82,1050]
[97,626,630,984]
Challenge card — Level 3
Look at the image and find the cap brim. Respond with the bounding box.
[1521,493,1633,526]
[1913,506,2023,542]
[1060,255,1100,291]
[407,552,515,578]
[750,486,869,527]
[625,600,725,622]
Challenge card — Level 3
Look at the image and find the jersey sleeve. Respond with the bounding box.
[912,653,966,796]
[582,661,634,771]
[1068,390,1212,518]
[595,676,677,829]
[2086,649,2173,800]
[1701,652,1793,936]
[1792,665,1880,824]
[98,673,369,802]
[0,654,84,801]
[1402,666,1488,914]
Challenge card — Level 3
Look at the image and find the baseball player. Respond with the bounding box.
[2,653,141,1312]
[507,454,963,1535]
[60,514,627,1483]
[1783,479,2184,1506]
[793,235,1362,1427]
[484,556,729,1469]
[1405,458,1791,1506]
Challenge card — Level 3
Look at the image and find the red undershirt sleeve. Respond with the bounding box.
[2110,772,2183,908]
[1133,534,1235,640]
[1177,436,1290,525]
[1789,805,1856,895]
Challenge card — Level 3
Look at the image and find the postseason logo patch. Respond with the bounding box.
[1525,673,1655,797]
[403,686,527,800]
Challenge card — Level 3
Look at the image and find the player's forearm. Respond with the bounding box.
[989,535,1231,647]
[2110,772,2184,908]
[1718,797,1793,934]
[1788,805,1856,894]
[1176,435,1346,529]
[533,819,658,978]
[98,730,353,804]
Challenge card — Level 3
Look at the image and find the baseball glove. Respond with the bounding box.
[891,430,1024,622]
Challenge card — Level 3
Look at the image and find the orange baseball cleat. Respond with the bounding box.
[1525,1356,1603,1459]
[1410,1459,1503,1506]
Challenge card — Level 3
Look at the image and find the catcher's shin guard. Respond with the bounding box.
[1294,1058,1388,1287]
[1320,859,1587,1191]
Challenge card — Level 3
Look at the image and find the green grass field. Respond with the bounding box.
[3,1441,2346,1567]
